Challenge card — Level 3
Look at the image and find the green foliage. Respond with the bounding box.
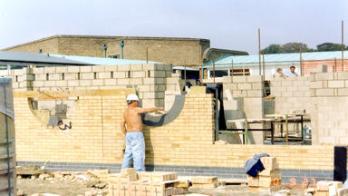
[317,42,345,51]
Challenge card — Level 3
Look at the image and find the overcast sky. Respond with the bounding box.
[0,0,347,54]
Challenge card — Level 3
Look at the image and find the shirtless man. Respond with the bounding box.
[120,94,163,171]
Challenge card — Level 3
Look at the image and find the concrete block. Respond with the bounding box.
[328,80,344,88]
[337,89,348,96]
[67,66,80,73]
[337,72,348,80]
[117,78,130,85]
[165,71,172,78]
[232,76,247,83]
[80,66,92,72]
[68,80,79,87]
[79,80,92,86]
[44,67,56,73]
[143,92,156,99]
[92,79,104,86]
[44,80,56,87]
[80,73,95,80]
[33,67,45,74]
[18,74,35,82]
[129,78,143,85]
[131,71,146,78]
[130,64,143,71]
[118,65,131,71]
[247,76,263,82]
[55,67,67,73]
[345,81,348,88]
[104,65,118,72]
[151,71,166,78]
[92,66,105,72]
[56,80,68,87]
[316,89,335,96]
[64,73,78,80]
[315,72,335,81]
[113,72,126,78]
[104,79,117,86]
[97,72,112,79]
[32,81,44,87]
[143,64,156,70]
[270,81,281,87]
[144,78,165,85]
[251,83,263,90]
[247,90,262,97]
[48,73,62,81]
[238,83,252,90]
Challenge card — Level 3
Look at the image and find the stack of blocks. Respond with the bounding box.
[315,181,344,196]
[190,176,219,188]
[108,168,185,196]
[247,156,281,188]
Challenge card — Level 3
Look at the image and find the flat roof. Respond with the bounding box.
[2,34,210,51]
[0,51,158,66]
[204,50,348,68]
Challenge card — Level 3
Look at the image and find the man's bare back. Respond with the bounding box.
[124,107,144,132]
[121,106,163,135]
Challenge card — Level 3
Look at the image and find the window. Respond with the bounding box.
[230,68,250,76]
[210,70,228,78]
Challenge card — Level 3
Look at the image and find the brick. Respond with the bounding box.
[131,71,146,78]
[247,90,262,97]
[92,66,105,72]
[79,80,92,86]
[247,76,263,82]
[92,79,104,86]
[56,80,68,87]
[238,83,252,90]
[130,64,143,71]
[104,79,117,86]
[337,88,348,96]
[118,65,131,71]
[113,72,127,79]
[80,66,93,72]
[80,73,95,80]
[67,66,80,73]
[55,67,67,73]
[328,80,344,88]
[143,64,156,70]
[67,80,79,87]
[117,78,130,85]
[315,73,335,81]
[231,76,247,83]
[316,89,335,96]
[97,72,111,79]
[337,72,348,80]
[48,73,62,81]
[64,73,78,80]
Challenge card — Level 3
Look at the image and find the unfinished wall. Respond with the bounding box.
[222,76,265,144]
[270,77,311,114]
[14,87,334,180]
[0,64,172,107]
[310,72,348,145]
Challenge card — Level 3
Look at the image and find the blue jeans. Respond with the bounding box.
[121,132,145,171]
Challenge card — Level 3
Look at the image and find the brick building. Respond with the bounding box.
[2,35,247,67]
[203,50,348,78]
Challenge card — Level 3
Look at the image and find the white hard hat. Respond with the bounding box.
[126,94,139,101]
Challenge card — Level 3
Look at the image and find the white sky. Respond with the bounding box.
[0,0,347,54]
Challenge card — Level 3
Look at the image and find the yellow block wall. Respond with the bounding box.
[14,88,334,170]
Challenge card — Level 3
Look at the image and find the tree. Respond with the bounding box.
[281,42,310,53]
[261,44,282,54]
[317,42,346,51]
[262,42,313,54]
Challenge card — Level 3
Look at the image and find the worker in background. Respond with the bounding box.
[287,65,299,77]
[120,94,164,171]
[273,68,286,78]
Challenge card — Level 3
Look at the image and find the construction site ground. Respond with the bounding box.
[16,171,308,196]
